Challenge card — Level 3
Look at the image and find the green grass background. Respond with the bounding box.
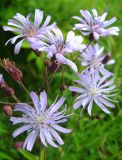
[0,0,122,160]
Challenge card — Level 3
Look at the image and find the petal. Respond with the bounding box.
[49,97,65,114]
[56,54,78,73]
[13,124,32,137]
[14,39,24,54]
[73,99,83,110]
[69,86,86,93]
[42,16,51,28]
[40,90,47,111]
[26,130,38,151]
[87,99,93,116]
[94,97,110,114]
[34,9,43,27]
[49,127,64,145]
[40,128,47,147]
[52,124,71,133]
[44,127,58,148]
[30,91,40,114]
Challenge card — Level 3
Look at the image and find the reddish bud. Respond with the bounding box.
[2,59,22,81]
[3,105,13,116]
[102,55,110,64]
[13,141,24,150]
[45,60,52,67]
[60,84,67,92]
[49,59,61,73]
[1,81,15,96]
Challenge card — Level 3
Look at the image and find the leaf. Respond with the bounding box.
[0,151,13,160]
[19,149,38,160]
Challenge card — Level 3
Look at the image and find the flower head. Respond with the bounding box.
[81,44,115,79]
[10,91,71,151]
[69,72,116,116]
[72,9,119,40]
[29,27,85,72]
[3,9,56,54]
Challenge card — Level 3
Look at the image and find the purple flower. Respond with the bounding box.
[69,72,116,116]
[0,74,3,85]
[3,9,56,54]
[80,44,115,79]
[72,9,119,40]
[29,27,85,73]
[10,91,71,151]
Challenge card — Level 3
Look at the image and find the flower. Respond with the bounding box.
[69,72,116,116]
[10,91,71,151]
[72,9,119,40]
[80,44,115,79]
[29,27,85,73]
[3,9,56,54]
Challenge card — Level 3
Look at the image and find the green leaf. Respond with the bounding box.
[19,149,38,160]
[0,152,13,160]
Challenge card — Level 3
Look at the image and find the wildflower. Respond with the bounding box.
[3,9,56,54]
[80,44,115,79]
[69,72,116,116]
[10,91,71,151]
[72,9,119,40]
[29,27,86,73]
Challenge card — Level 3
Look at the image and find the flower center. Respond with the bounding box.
[89,87,98,96]
[91,58,101,69]
[25,25,37,37]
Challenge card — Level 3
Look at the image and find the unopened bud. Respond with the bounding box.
[49,59,61,73]
[102,55,110,64]
[72,91,78,97]
[2,59,22,81]
[45,60,52,67]
[89,33,95,41]
[13,141,24,150]
[1,81,15,96]
[3,105,13,116]
[60,84,67,92]
[94,115,101,119]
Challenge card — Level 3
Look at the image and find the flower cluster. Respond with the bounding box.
[2,8,119,152]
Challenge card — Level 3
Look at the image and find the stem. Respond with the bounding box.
[39,142,42,160]
[17,80,30,96]
[0,101,32,106]
[45,66,48,94]
[12,95,20,103]
[44,147,47,160]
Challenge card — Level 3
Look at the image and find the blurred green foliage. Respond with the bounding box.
[0,0,122,160]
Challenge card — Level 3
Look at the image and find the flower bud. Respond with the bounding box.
[72,91,78,97]
[13,141,24,150]
[102,55,110,64]
[49,59,61,73]
[89,33,95,41]
[1,81,15,96]
[3,105,13,116]
[60,84,67,92]
[45,60,52,67]
[2,59,22,81]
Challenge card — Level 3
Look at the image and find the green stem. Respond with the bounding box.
[39,142,42,160]
[44,147,47,160]
[17,80,30,96]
